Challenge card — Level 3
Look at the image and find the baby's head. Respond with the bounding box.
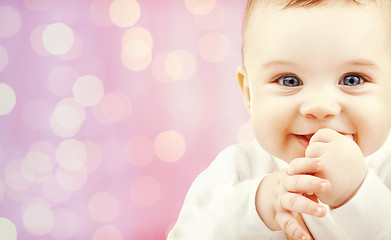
[237,0,391,162]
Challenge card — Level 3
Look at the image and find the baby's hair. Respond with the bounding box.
[241,0,391,64]
[284,0,361,7]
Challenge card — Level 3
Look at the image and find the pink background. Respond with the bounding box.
[0,0,253,239]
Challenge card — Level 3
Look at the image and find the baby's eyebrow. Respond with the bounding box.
[343,60,378,69]
[261,60,295,68]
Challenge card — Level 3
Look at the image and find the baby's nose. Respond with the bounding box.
[299,95,341,119]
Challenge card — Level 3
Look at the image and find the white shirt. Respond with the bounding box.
[168,138,391,240]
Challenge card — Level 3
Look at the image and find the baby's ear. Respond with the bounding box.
[237,66,251,112]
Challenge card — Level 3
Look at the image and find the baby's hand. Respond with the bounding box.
[256,157,330,240]
[306,128,368,207]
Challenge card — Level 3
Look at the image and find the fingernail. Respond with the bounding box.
[316,161,323,169]
[315,207,323,216]
[320,182,327,191]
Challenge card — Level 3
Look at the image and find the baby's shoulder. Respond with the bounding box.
[215,140,267,161]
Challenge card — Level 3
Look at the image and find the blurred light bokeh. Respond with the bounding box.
[0,0,253,239]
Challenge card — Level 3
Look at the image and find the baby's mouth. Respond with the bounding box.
[295,132,354,149]
[303,134,314,141]
[295,134,315,149]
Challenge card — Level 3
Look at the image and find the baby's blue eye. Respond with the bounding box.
[279,76,302,87]
[341,75,363,86]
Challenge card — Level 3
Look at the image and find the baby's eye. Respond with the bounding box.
[278,76,302,87]
[340,74,364,86]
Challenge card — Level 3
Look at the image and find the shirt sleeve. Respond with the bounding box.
[330,170,391,240]
[168,145,287,240]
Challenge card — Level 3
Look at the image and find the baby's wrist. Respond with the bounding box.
[255,173,280,230]
[328,169,368,208]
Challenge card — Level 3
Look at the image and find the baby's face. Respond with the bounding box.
[238,2,391,162]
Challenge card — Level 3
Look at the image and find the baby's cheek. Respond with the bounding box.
[358,131,388,157]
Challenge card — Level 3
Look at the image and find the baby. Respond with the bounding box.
[169,0,391,239]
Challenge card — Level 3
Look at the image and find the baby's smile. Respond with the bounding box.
[293,130,354,149]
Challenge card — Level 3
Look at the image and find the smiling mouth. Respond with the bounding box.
[295,132,354,149]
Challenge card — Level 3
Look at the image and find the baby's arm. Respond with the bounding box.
[256,157,330,240]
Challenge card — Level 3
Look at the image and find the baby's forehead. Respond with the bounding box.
[246,0,380,10]
[244,0,391,26]
[241,0,391,61]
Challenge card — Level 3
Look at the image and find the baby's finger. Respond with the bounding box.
[305,142,327,158]
[287,158,323,175]
[309,128,340,144]
[284,174,330,195]
[275,211,310,240]
[280,192,326,217]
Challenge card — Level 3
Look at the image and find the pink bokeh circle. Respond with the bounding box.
[0,6,21,38]
[154,130,186,163]
[129,176,161,207]
[88,192,119,223]
[50,209,78,239]
[92,225,123,240]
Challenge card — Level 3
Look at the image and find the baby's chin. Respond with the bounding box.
[278,152,306,163]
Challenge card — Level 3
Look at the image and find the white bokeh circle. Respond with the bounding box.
[73,75,104,107]
[42,22,74,55]
[0,83,16,116]
[0,218,17,240]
